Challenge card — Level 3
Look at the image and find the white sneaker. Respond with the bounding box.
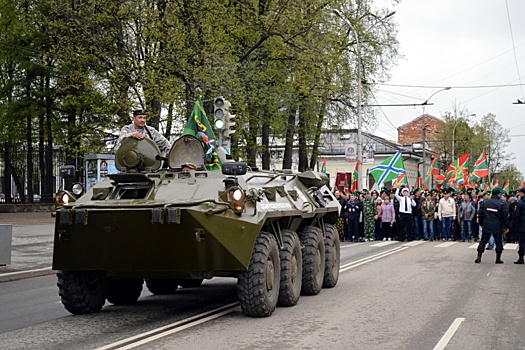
[383,238,387,241]
[388,238,392,241]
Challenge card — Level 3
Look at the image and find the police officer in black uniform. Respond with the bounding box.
[475,187,509,264]
[512,187,525,264]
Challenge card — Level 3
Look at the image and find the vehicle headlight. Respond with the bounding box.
[72,183,84,196]
[231,188,243,201]
[228,187,245,214]
[62,193,70,205]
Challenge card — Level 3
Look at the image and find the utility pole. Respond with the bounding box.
[421,87,451,180]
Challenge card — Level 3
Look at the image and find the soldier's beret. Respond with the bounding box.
[133,109,148,116]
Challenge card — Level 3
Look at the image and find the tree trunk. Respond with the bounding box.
[282,108,297,170]
[261,113,270,170]
[309,111,324,171]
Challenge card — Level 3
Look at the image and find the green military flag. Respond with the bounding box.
[182,97,221,170]
[369,151,406,190]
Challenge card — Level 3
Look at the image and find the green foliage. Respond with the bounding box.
[0,0,400,169]
[434,110,512,177]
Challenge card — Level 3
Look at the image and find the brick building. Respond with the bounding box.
[397,114,445,145]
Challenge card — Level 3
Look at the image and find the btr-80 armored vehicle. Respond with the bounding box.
[53,135,341,317]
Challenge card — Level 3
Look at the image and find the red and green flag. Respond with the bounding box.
[369,151,406,190]
[445,153,469,183]
[424,154,440,189]
[503,180,510,194]
[182,97,221,170]
[391,172,408,188]
[435,174,446,190]
[351,161,359,192]
[492,179,499,189]
[470,150,489,182]
[321,157,327,173]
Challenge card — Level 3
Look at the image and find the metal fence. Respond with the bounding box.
[0,142,68,204]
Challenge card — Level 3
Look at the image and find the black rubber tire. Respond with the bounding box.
[106,278,144,305]
[57,270,107,315]
[145,279,179,295]
[323,223,340,288]
[299,226,326,296]
[176,279,204,288]
[277,229,302,307]
[237,231,280,317]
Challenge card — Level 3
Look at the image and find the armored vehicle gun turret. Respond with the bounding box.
[53,134,341,317]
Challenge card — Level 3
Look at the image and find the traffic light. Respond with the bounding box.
[214,96,230,131]
[223,114,236,138]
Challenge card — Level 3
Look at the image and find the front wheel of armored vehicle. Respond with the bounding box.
[107,278,144,305]
[145,279,179,295]
[57,271,107,315]
[299,226,326,296]
[323,223,340,288]
[237,231,280,317]
[277,229,302,307]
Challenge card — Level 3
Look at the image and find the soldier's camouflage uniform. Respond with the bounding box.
[363,197,377,240]
[116,124,171,154]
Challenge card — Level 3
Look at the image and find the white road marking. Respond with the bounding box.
[340,247,409,272]
[433,317,465,350]
[370,241,398,247]
[469,243,478,249]
[93,303,239,350]
[504,243,519,250]
[341,243,362,249]
[435,242,457,248]
[402,240,426,247]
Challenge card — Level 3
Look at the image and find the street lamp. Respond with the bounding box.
[421,87,451,179]
[333,9,395,190]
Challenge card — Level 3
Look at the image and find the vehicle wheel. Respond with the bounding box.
[57,270,107,315]
[145,279,179,295]
[237,231,280,317]
[323,223,340,288]
[175,279,204,288]
[299,226,326,296]
[278,229,302,307]
[106,278,143,305]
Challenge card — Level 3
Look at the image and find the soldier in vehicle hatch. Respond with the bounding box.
[115,109,171,154]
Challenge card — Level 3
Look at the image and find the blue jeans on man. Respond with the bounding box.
[441,216,453,240]
[413,215,423,239]
[461,220,472,241]
[422,219,434,240]
[487,235,495,250]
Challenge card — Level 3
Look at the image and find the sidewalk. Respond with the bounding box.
[0,212,56,282]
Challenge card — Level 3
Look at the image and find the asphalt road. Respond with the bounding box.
[0,240,524,350]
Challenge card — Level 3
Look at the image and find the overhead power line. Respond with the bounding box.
[377,82,525,89]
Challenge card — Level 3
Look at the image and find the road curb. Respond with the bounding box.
[0,267,55,283]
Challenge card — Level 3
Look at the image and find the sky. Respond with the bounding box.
[371,0,525,175]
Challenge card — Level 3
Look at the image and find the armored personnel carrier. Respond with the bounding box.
[53,134,341,317]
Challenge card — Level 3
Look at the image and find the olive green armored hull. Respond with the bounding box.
[52,167,339,278]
